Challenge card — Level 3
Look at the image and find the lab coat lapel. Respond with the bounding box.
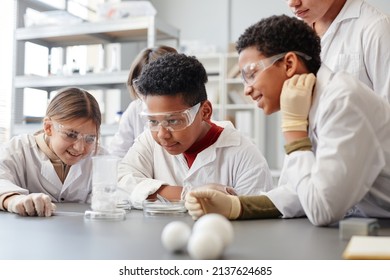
[63,164,82,189]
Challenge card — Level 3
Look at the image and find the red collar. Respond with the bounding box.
[183,122,224,168]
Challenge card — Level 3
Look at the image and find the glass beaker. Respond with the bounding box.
[84,155,126,221]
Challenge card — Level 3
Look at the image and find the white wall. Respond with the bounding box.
[150,0,229,52]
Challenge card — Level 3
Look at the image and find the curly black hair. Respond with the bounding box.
[135,53,208,106]
[236,15,321,74]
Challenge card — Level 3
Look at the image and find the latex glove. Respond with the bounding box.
[281,73,316,132]
[198,183,238,196]
[185,189,241,220]
[7,193,56,217]
[181,183,236,201]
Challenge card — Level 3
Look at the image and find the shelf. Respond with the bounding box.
[207,76,221,83]
[15,16,180,48]
[11,0,181,139]
[226,78,242,84]
[14,71,129,91]
[195,53,223,76]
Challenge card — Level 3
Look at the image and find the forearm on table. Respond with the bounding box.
[238,195,282,220]
[148,185,183,200]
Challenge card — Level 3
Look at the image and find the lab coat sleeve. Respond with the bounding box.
[363,15,390,102]
[117,131,168,209]
[0,138,31,197]
[279,90,385,226]
[265,153,309,219]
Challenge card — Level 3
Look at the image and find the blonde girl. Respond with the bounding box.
[0,87,103,217]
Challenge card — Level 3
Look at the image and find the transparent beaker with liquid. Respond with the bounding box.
[84,155,127,221]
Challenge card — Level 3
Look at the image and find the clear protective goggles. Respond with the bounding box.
[140,102,201,132]
[52,121,97,145]
[241,51,312,86]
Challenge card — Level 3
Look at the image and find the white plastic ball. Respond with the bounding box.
[192,213,234,247]
[187,231,224,260]
[161,221,192,252]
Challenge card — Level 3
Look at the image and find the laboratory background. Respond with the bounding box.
[0,0,389,175]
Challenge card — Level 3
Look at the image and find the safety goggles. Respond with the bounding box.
[140,102,201,132]
[52,121,97,145]
[241,51,312,86]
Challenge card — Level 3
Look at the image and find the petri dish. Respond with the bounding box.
[142,199,187,217]
[84,209,126,221]
[116,199,132,211]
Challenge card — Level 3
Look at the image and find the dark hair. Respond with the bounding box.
[127,45,177,98]
[236,15,321,74]
[46,87,101,150]
[135,53,208,106]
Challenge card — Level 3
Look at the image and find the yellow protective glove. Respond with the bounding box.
[7,193,56,217]
[185,189,241,220]
[281,73,316,132]
[181,183,237,201]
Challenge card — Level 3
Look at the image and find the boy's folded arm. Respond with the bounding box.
[147,185,183,200]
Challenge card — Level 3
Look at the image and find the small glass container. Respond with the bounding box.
[84,155,126,221]
[142,199,187,217]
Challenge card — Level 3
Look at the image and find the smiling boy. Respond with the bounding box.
[185,15,390,226]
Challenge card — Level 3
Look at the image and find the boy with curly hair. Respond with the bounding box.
[117,53,273,209]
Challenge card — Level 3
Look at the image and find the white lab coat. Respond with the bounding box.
[118,122,273,209]
[266,65,390,226]
[0,134,103,203]
[321,0,390,101]
[108,99,146,158]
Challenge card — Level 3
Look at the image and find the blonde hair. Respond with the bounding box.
[46,87,101,151]
[127,45,177,98]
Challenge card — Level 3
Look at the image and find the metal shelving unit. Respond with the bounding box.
[15,15,179,47]
[12,0,180,137]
